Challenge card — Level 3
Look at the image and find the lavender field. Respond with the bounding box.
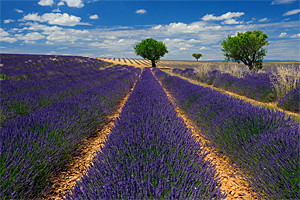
[1,54,299,199]
[171,63,300,114]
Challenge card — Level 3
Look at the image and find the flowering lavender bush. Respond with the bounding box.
[180,68,200,80]
[154,69,299,199]
[172,68,183,74]
[277,85,300,113]
[152,68,169,81]
[0,53,112,81]
[213,72,276,102]
[0,68,129,123]
[65,68,226,200]
[0,66,141,199]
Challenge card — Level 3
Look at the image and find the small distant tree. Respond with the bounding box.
[221,30,270,72]
[192,53,202,61]
[134,38,168,68]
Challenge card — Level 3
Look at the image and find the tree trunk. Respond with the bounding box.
[196,58,198,61]
[248,63,254,71]
[151,60,156,68]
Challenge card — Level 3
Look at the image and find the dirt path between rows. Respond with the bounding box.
[40,79,139,200]
[151,70,262,200]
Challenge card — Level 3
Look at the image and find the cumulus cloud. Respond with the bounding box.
[258,17,268,22]
[4,19,15,24]
[222,19,241,24]
[15,32,46,44]
[0,28,18,43]
[290,33,300,38]
[58,1,65,6]
[136,9,146,14]
[38,0,54,6]
[88,39,138,51]
[52,8,61,12]
[62,0,84,8]
[15,8,23,13]
[283,9,300,16]
[0,28,10,37]
[179,47,187,50]
[151,22,222,34]
[279,32,287,37]
[201,12,244,21]
[200,46,206,50]
[271,0,296,5]
[89,14,99,19]
[22,13,81,26]
[46,41,54,44]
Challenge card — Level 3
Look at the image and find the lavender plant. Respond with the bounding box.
[0,69,128,123]
[0,67,141,199]
[277,85,300,113]
[154,69,299,199]
[64,68,226,200]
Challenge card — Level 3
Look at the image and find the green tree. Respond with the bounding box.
[134,38,168,68]
[192,53,202,61]
[221,30,270,72]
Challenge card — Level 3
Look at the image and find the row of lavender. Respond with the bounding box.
[0,53,111,81]
[0,66,141,199]
[64,68,226,200]
[1,65,134,124]
[154,68,299,199]
[172,68,299,113]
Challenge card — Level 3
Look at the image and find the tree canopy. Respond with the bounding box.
[134,38,168,68]
[192,53,202,61]
[221,30,270,71]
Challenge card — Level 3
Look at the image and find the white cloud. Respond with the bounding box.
[151,22,222,34]
[179,47,187,50]
[279,32,287,37]
[52,8,61,12]
[47,51,57,55]
[188,39,201,43]
[46,41,54,44]
[58,47,68,49]
[271,0,296,5]
[77,22,92,25]
[283,9,300,16]
[15,9,23,13]
[258,17,268,22]
[89,14,99,19]
[0,28,10,37]
[15,32,45,43]
[58,1,65,6]
[38,0,54,6]
[23,40,36,44]
[62,0,84,8]
[201,12,244,21]
[222,19,241,24]
[4,19,15,24]
[88,39,138,51]
[23,13,81,26]
[200,46,206,50]
[0,28,18,43]
[136,9,146,14]
[290,33,300,38]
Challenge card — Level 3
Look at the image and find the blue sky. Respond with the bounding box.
[1,0,299,61]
